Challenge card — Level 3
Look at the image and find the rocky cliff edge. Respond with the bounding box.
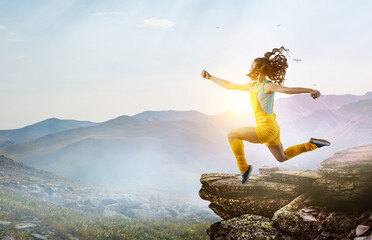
[199,144,372,240]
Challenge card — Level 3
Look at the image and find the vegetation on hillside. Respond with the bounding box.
[0,186,210,239]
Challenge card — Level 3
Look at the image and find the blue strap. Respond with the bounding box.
[259,80,275,114]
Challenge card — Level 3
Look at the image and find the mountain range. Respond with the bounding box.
[0,91,371,198]
[0,118,98,147]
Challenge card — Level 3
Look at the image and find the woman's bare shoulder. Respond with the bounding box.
[264,81,280,93]
[249,81,257,89]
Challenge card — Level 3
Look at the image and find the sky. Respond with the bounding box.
[1,0,371,129]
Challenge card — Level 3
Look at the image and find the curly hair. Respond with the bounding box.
[247,46,289,85]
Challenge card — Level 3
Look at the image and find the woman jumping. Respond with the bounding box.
[201,46,331,184]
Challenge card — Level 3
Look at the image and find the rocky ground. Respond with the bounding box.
[0,154,218,222]
[199,144,372,240]
[0,216,73,240]
[0,154,219,232]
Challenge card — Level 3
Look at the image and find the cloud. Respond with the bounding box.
[141,17,175,29]
[0,24,18,37]
[10,39,25,43]
[15,53,28,59]
[92,12,124,17]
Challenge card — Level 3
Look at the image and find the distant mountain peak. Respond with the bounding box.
[100,115,144,126]
[132,109,211,122]
[133,109,205,115]
[0,118,98,146]
[45,117,60,121]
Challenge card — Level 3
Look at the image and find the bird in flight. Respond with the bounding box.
[293,59,302,63]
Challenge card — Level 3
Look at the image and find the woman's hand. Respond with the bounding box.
[309,89,321,99]
[201,69,211,79]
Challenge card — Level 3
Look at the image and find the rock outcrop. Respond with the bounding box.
[312,144,372,207]
[199,167,320,219]
[200,144,372,239]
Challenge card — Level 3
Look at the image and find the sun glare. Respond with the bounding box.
[227,93,250,111]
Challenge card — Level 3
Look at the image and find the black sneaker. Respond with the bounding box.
[242,165,253,184]
[310,138,331,148]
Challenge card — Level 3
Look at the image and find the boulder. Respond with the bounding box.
[0,220,11,226]
[14,223,37,230]
[356,225,370,237]
[207,214,292,240]
[272,192,320,236]
[30,233,48,240]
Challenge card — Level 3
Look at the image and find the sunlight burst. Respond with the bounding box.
[227,93,250,111]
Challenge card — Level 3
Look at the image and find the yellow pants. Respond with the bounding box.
[229,139,318,173]
[254,113,281,146]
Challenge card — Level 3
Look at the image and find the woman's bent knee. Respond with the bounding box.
[267,144,287,162]
[227,130,239,142]
[273,152,287,162]
[276,156,287,163]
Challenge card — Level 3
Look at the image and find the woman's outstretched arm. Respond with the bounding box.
[202,69,253,91]
[265,82,321,99]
